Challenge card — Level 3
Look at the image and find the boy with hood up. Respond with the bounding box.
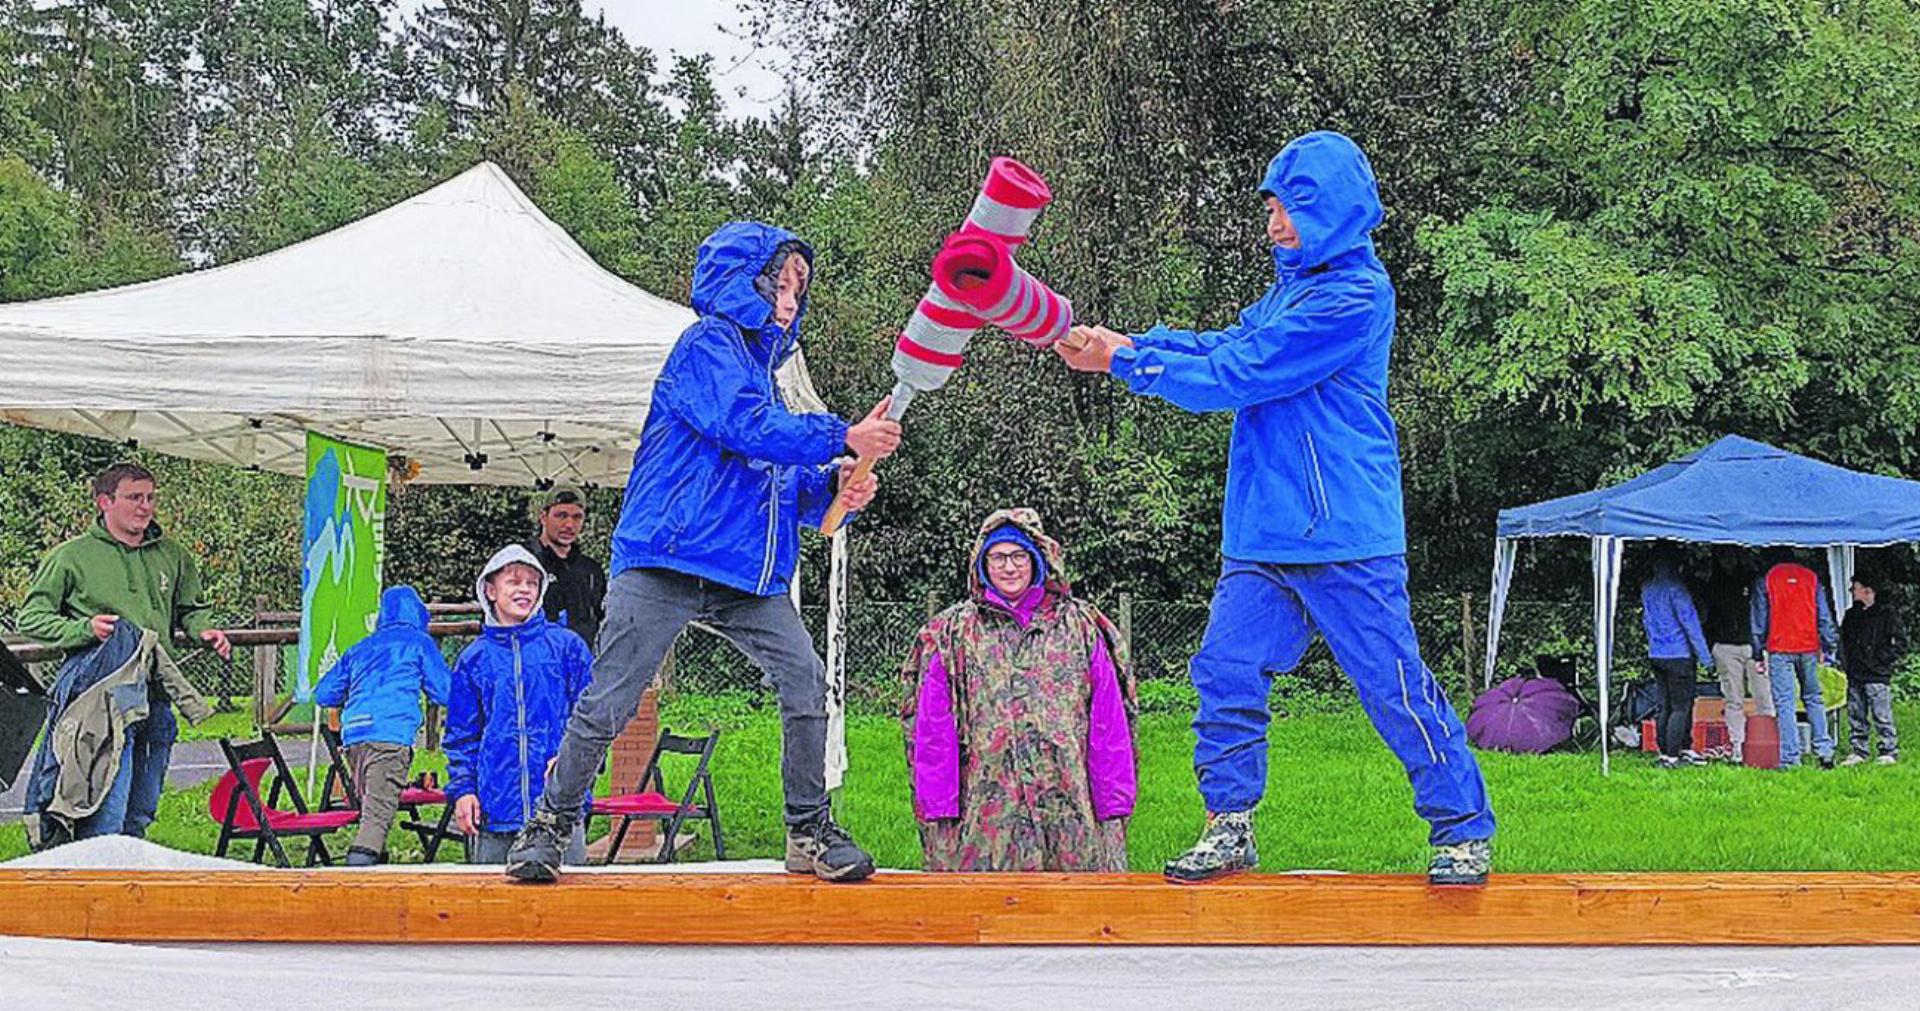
[505,221,900,883]
[314,585,452,865]
[1059,131,1497,885]
[446,546,595,865]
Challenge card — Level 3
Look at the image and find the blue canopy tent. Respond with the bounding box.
[1484,435,1920,772]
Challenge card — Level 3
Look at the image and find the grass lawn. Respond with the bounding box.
[5,701,1917,872]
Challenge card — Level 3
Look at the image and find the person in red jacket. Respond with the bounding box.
[1750,554,1839,769]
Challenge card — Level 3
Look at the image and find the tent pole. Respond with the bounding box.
[1593,536,1621,776]
[1484,538,1517,688]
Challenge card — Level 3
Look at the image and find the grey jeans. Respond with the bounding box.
[538,567,829,827]
[1847,682,1899,758]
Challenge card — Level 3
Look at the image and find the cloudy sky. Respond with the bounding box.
[400,0,791,115]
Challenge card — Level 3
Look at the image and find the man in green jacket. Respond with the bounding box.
[16,461,231,837]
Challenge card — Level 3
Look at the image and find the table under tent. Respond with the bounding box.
[0,162,855,783]
[1482,435,1920,772]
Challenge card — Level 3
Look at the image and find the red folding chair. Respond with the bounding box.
[589,731,724,864]
[317,725,464,862]
[210,734,358,867]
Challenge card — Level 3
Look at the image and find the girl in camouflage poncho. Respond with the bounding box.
[901,509,1137,872]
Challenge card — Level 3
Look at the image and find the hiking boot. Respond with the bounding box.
[345,847,381,868]
[1429,838,1493,886]
[786,816,875,882]
[1841,754,1868,767]
[1878,754,1899,766]
[1164,811,1258,884]
[504,807,574,884]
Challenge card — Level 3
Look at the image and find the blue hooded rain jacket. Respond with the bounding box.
[1110,131,1405,564]
[313,586,453,748]
[444,546,595,834]
[609,222,848,597]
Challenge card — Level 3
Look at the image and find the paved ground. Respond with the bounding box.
[0,939,1910,1009]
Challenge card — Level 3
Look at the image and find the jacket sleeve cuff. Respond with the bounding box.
[1109,346,1154,389]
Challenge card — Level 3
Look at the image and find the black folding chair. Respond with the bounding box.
[588,731,725,864]
[210,734,358,867]
[317,724,464,861]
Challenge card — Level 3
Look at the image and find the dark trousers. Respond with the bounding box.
[1651,658,1697,758]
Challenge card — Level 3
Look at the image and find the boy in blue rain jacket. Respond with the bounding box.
[314,585,452,865]
[1060,131,1496,885]
[445,545,595,865]
[504,221,899,884]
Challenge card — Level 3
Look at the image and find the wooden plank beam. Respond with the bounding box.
[2,871,1919,945]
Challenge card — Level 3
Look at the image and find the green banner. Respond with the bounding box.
[296,433,388,702]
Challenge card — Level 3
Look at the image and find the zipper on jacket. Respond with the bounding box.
[756,350,780,595]
[1303,433,1333,536]
[512,634,530,825]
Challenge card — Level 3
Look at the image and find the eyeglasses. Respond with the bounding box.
[115,493,159,506]
[985,550,1032,569]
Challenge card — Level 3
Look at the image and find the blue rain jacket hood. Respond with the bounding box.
[1110,131,1406,563]
[313,586,452,748]
[610,221,850,596]
[443,546,595,832]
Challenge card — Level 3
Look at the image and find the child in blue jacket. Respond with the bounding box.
[1060,132,1496,885]
[314,585,451,865]
[444,545,595,864]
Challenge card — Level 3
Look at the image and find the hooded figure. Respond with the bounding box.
[1061,132,1496,885]
[445,546,594,863]
[504,222,887,884]
[901,509,1136,872]
[314,586,451,748]
[609,221,846,599]
[314,585,453,864]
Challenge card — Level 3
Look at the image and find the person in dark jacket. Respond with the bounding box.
[525,486,608,651]
[1639,551,1713,768]
[446,546,595,865]
[505,221,901,884]
[314,585,452,865]
[1703,550,1770,759]
[1057,132,1494,885]
[1839,573,1900,765]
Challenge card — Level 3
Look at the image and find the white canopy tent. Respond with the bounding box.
[0,162,853,783]
[3,162,690,487]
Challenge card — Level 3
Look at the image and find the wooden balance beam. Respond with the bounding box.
[3,870,1920,945]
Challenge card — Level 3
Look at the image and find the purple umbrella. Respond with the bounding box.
[1466,676,1581,754]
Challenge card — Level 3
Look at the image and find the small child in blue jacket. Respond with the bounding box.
[314,585,452,865]
[445,545,595,865]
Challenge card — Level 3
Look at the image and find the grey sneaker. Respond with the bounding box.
[1841,754,1868,767]
[1164,811,1258,884]
[1429,838,1492,886]
[786,817,875,882]
[504,807,574,883]
[1878,754,1900,766]
[344,847,381,868]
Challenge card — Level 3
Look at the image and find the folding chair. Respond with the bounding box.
[210,734,358,867]
[317,725,465,862]
[589,731,725,864]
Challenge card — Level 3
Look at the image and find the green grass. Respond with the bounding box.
[6,701,1917,872]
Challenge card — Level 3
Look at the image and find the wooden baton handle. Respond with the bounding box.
[820,456,876,536]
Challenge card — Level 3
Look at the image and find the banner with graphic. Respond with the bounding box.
[296,433,388,702]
